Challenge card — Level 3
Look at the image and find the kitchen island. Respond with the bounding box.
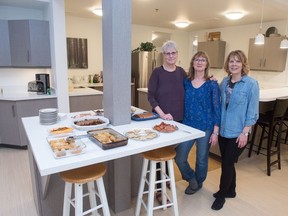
[0,86,102,147]
[22,110,205,215]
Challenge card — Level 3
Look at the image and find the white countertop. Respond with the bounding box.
[22,110,205,176]
[0,86,102,101]
[137,87,288,102]
[68,87,103,97]
[137,88,148,93]
[259,87,288,102]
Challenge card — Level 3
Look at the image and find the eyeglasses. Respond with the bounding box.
[194,58,207,63]
[164,51,178,56]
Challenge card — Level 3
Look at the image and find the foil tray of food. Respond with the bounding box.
[131,112,159,121]
[87,128,128,150]
[46,136,86,158]
[72,116,109,131]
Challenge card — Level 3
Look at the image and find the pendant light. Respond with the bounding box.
[280,16,288,49]
[255,0,265,45]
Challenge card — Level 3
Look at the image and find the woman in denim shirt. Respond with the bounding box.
[175,51,221,195]
[211,50,259,210]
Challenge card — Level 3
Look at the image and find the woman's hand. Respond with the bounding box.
[209,133,218,146]
[236,133,248,148]
[160,113,173,121]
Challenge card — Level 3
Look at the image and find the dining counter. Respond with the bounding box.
[22,110,205,215]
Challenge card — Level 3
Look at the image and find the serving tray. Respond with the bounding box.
[131,112,159,121]
[87,128,128,150]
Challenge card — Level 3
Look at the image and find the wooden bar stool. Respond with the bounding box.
[135,146,179,216]
[60,163,110,216]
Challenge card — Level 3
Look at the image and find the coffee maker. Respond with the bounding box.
[35,73,50,94]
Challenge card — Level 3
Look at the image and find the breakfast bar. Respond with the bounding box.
[22,110,205,215]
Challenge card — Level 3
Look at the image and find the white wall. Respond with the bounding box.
[190,20,288,87]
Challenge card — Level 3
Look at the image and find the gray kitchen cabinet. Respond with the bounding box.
[0,20,11,67]
[197,41,226,68]
[0,98,57,147]
[9,20,51,67]
[69,95,103,112]
[248,37,288,71]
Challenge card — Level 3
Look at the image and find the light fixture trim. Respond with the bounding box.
[225,12,244,20]
[92,8,103,16]
[174,21,190,28]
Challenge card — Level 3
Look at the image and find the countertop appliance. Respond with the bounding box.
[131,51,163,106]
[28,73,50,94]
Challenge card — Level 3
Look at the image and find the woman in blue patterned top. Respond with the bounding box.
[175,51,221,195]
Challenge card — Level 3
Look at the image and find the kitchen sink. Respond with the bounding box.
[74,86,85,89]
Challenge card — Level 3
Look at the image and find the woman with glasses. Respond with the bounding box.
[211,50,259,210]
[148,40,187,205]
[175,51,221,195]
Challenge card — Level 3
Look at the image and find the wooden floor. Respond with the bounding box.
[1,143,288,216]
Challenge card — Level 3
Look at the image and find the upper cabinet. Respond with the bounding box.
[197,41,226,68]
[0,20,11,67]
[248,37,287,71]
[9,20,51,68]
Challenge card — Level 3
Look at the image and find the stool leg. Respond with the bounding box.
[135,158,149,216]
[147,161,157,216]
[87,181,97,216]
[248,125,258,157]
[96,178,110,216]
[75,183,83,216]
[160,161,167,209]
[167,159,179,216]
[63,182,72,216]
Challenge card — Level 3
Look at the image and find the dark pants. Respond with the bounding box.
[218,136,245,197]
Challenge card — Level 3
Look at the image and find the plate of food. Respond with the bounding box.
[48,126,74,136]
[72,116,109,130]
[131,112,159,121]
[153,122,178,133]
[70,111,95,119]
[125,128,159,141]
[46,136,86,158]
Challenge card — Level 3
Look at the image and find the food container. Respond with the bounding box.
[46,136,86,158]
[87,128,128,150]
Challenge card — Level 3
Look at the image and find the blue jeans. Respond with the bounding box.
[175,130,212,187]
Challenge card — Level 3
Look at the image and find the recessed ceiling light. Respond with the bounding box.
[174,21,190,28]
[225,12,244,20]
[92,8,103,16]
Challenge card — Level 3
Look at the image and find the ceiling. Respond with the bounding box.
[1,0,288,31]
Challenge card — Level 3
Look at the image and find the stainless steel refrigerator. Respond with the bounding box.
[131,51,163,106]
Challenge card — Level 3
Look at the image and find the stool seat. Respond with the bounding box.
[136,146,179,216]
[60,163,110,216]
[60,163,106,184]
[142,147,176,161]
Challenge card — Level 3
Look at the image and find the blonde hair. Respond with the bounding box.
[224,50,250,76]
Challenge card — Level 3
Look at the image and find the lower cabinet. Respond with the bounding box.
[69,95,103,112]
[0,99,57,147]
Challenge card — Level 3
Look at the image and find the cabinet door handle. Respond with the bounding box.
[27,50,30,63]
[11,105,16,117]
[263,59,266,67]
[259,59,262,67]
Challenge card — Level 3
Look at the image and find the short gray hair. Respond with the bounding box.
[162,40,178,53]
